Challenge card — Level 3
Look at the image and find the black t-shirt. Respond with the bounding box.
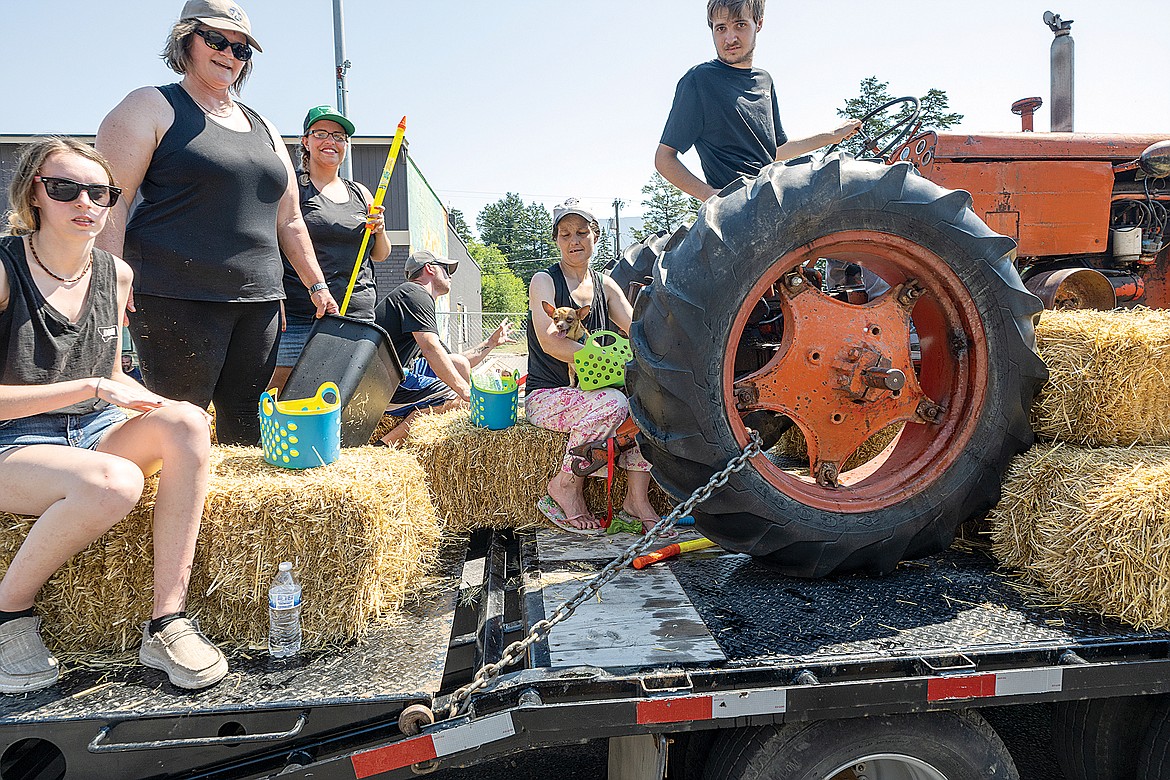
[281,178,375,321]
[525,265,609,393]
[660,60,788,190]
[123,83,287,302]
[374,281,437,366]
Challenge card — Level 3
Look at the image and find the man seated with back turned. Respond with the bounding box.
[374,250,512,445]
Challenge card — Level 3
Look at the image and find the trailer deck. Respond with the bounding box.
[2,530,1168,780]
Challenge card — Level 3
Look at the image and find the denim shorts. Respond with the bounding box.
[275,317,316,368]
[0,405,129,455]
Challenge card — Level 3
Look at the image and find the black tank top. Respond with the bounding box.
[281,178,375,321]
[526,265,609,392]
[0,236,117,417]
[122,82,288,302]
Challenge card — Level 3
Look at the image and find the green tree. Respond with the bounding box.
[592,225,615,271]
[475,195,557,286]
[476,193,527,258]
[470,241,528,313]
[633,173,701,242]
[448,208,474,244]
[513,203,557,284]
[837,76,963,157]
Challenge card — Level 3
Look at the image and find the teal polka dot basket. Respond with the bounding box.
[470,373,519,430]
[259,382,341,469]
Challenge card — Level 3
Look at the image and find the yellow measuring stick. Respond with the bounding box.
[340,115,407,316]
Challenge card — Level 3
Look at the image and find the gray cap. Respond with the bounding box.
[552,198,597,236]
[404,249,458,279]
[180,0,262,51]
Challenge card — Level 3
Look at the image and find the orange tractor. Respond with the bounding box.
[613,11,1169,579]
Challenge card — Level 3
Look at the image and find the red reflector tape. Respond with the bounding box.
[927,673,996,702]
[637,696,713,724]
[351,735,437,778]
[350,713,516,778]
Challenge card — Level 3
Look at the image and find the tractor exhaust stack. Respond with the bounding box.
[1044,11,1075,132]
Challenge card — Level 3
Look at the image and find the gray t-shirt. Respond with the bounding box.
[0,236,118,417]
[660,60,788,190]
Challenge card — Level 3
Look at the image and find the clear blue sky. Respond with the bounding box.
[3,0,1167,235]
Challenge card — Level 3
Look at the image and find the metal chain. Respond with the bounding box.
[440,432,763,718]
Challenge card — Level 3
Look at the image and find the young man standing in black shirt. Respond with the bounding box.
[656,0,861,202]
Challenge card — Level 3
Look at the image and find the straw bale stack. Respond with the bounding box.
[0,447,443,652]
[402,409,674,533]
[197,447,443,648]
[989,442,1170,631]
[1033,308,1170,446]
[773,423,903,469]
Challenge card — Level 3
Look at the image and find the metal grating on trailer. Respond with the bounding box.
[0,542,467,723]
[671,547,1170,662]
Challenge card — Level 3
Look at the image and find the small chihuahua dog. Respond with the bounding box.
[542,301,590,386]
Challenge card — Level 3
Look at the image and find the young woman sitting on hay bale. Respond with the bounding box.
[525,199,671,537]
[0,138,227,693]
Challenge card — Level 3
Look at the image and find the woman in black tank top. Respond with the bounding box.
[0,138,226,693]
[95,6,340,445]
[269,105,391,392]
[526,200,663,536]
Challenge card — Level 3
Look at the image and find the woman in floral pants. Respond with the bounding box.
[525,199,660,535]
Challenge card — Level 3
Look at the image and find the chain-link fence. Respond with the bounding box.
[437,311,529,356]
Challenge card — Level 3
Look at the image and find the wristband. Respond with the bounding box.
[308,282,329,296]
[94,377,103,399]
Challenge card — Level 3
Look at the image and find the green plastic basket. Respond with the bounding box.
[573,330,633,390]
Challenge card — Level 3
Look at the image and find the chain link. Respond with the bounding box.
[440,432,763,718]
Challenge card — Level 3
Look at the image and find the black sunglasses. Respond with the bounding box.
[35,176,122,208]
[194,28,253,61]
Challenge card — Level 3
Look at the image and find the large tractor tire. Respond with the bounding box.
[627,156,1048,577]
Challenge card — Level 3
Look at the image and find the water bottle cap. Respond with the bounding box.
[278,561,293,572]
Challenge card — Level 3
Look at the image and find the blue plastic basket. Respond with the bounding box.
[259,382,341,469]
[470,373,519,431]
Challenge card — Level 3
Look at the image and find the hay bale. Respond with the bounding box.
[1034,308,1170,446]
[403,410,673,533]
[0,446,443,652]
[989,442,1170,630]
[773,423,903,470]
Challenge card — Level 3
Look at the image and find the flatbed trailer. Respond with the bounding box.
[3,526,1169,780]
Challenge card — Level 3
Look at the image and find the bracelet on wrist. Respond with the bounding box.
[308,282,329,296]
[94,377,104,399]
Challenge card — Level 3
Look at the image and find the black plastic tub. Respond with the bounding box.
[283,314,404,447]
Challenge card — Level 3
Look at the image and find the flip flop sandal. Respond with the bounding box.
[537,495,601,536]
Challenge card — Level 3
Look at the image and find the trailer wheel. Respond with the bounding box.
[1137,696,1170,779]
[627,156,1047,576]
[1054,696,1160,780]
[700,710,1018,780]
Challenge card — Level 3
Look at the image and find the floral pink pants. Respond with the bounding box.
[525,387,652,475]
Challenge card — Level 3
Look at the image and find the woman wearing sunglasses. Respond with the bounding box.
[95,0,338,445]
[0,137,227,692]
[268,106,390,392]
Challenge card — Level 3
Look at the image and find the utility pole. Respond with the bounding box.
[332,0,353,179]
[612,199,624,262]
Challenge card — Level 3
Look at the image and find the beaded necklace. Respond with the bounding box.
[28,236,92,284]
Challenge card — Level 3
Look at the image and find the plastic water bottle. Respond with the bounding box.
[268,561,302,658]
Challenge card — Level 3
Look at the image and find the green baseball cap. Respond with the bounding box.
[302,105,355,137]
